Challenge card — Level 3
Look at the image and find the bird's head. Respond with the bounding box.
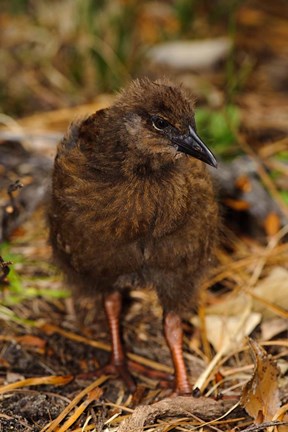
[113,77,217,168]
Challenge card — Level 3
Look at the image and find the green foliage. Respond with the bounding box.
[75,0,142,91]
[1,0,250,118]
[0,0,30,14]
[0,304,36,326]
[0,244,69,306]
[275,151,288,162]
[269,164,288,204]
[195,105,240,157]
[173,0,196,34]
[280,190,288,204]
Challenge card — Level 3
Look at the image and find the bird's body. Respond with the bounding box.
[49,78,218,394]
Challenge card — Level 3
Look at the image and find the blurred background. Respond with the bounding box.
[0,0,287,239]
[0,0,287,153]
[1,0,287,238]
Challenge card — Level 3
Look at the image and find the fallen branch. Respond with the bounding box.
[117,396,240,432]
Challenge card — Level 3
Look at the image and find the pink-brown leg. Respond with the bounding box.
[104,291,136,392]
[164,311,191,395]
[78,292,174,391]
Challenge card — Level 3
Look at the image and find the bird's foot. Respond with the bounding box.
[127,359,174,383]
[76,360,175,393]
[159,383,192,399]
[109,362,137,392]
[174,378,192,396]
[171,385,192,397]
[77,361,136,393]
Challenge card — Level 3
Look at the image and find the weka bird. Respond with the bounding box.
[49,78,218,395]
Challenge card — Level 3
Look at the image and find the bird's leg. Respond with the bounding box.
[105,293,173,387]
[104,291,125,365]
[104,291,136,392]
[106,293,175,385]
[164,311,191,395]
[78,292,172,391]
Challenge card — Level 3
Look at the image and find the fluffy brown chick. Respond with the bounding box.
[48,77,219,395]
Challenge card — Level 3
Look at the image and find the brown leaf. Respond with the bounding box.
[18,335,46,349]
[235,175,252,193]
[241,338,281,423]
[193,312,261,354]
[263,212,281,237]
[223,198,250,210]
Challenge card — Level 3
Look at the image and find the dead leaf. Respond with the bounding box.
[263,212,281,237]
[252,267,288,318]
[18,335,46,350]
[5,372,25,384]
[261,318,288,340]
[192,306,261,393]
[206,267,288,320]
[235,175,252,192]
[192,297,261,354]
[223,198,250,210]
[241,338,281,423]
[202,291,250,317]
[196,313,261,353]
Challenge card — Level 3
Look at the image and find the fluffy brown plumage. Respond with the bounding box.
[48,77,219,394]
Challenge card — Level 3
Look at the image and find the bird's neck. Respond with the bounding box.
[121,149,181,180]
[85,140,181,183]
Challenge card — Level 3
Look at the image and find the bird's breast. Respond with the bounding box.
[107,174,190,240]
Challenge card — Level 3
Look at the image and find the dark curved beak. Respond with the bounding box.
[172,126,217,168]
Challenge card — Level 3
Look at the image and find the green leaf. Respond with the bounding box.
[279,190,288,204]
[195,105,240,157]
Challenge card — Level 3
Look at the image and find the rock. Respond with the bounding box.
[147,37,232,71]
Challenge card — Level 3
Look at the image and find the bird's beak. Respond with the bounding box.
[172,126,217,168]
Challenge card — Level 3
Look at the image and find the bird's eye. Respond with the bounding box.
[152,116,170,131]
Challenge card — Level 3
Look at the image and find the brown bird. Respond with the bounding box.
[48,77,219,395]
